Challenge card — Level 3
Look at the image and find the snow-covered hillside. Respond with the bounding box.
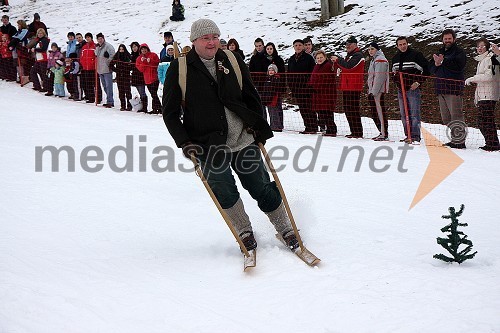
[1,1,500,332]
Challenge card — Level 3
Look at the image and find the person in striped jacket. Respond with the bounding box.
[391,36,429,144]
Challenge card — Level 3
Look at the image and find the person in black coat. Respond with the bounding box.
[1,15,17,37]
[287,38,316,133]
[111,44,132,110]
[129,41,148,112]
[170,0,185,21]
[162,19,301,253]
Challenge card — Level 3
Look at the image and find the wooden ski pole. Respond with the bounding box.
[258,143,305,251]
[190,154,251,257]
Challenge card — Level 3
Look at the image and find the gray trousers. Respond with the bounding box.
[437,94,466,144]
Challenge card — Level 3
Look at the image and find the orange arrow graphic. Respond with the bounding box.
[409,127,464,210]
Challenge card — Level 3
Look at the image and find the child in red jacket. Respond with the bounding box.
[0,33,16,81]
[135,43,161,114]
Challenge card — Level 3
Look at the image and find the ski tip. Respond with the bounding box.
[243,249,256,272]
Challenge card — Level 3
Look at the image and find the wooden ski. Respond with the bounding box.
[243,249,256,271]
[276,234,321,267]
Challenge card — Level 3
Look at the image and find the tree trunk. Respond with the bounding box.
[320,0,330,21]
[338,0,344,14]
[328,0,338,17]
[321,0,345,20]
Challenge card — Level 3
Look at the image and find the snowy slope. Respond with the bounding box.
[1,81,500,332]
[2,0,500,332]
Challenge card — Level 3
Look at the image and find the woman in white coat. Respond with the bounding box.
[465,38,500,151]
[367,42,390,140]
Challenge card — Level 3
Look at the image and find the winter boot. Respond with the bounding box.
[139,96,148,113]
[283,232,299,251]
[223,198,255,250]
[239,231,257,252]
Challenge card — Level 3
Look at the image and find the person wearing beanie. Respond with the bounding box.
[219,39,227,50]
[170,0,185,21]
[261,63,286,131]
[163,18,304,256]
[367,42,390,141]
[160,31,179,60]
[44,41,63,96]
[95,32,116,108]
[262,42,286,130]
[287,38,316,134]
[158,44,175,85]
[331,35,365,138]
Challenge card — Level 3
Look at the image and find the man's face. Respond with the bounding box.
[304,42,313,53]
[193,34,220,60]
[97,36,104,45]
[345,42,357,53]
[1,17,8,26]
[293,42,304,54]
[397,39,408,53]
[85,36,92,43]
[164,36,173,44]
[442,34,455,49]
[76,35,83,43]
[254,42,264,53]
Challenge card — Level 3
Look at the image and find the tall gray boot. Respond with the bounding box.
[223,198,253,237]
[265,201,294,238]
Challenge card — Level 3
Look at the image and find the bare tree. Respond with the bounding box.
[321,0,344,20]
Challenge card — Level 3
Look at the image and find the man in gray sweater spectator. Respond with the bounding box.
[95,32,115,108]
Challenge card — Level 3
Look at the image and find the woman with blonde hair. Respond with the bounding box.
[29,28,49,91]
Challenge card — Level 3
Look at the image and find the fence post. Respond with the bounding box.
[399,71,412,141]
[94,56,98,105]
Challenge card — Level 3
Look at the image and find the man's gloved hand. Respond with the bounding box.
[181,142,202,159]
[464,77,473,86]
[246,127,266,145]
[103,51,110,58]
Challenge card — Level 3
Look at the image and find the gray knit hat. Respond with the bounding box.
[268,64,278,73]
[190,19,221,42]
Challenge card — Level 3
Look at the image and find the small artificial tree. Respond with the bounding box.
[434,204,477,264]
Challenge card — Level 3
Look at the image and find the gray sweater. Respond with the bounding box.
[200,57,254,153]
[94,41,116,74]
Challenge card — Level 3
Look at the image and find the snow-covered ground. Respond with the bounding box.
[1,80,500,332]
[2,0,500,332]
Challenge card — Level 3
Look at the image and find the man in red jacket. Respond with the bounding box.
[135,43,161,114]
[331,36,365,138]
[80,32,101,103]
